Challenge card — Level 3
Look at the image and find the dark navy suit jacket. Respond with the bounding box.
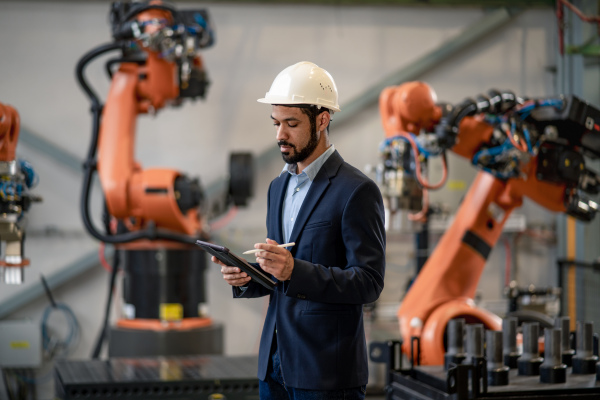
[234,150,386,390]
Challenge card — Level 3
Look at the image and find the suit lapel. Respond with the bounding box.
[271,173,290,244]
[288,151,343,245]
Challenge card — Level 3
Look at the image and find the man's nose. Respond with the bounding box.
[276,125,288,141]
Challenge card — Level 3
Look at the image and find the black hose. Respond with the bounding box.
[102,201,111,235]
[434,89,522,149]
[433,99,478,147]
[448,99,478,129]
[75,42,123,112]
[105,57,145,79]
[90,250,120,359]
[76,42,122,162]
[446,90,520,133]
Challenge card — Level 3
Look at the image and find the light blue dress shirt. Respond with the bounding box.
[281,145,335,243]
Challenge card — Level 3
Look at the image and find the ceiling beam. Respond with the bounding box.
[11,0,553,6]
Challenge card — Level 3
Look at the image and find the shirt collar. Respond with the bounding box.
[280,144,335,181]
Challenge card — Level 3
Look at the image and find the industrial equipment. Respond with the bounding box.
[372,316,600,399]
[0,319,42,368]
[0,102,41,284]
[74,0,252,358]
[377,82,600,366]
[55,354,259,400]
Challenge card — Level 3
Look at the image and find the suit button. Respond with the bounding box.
[297,294,306,299]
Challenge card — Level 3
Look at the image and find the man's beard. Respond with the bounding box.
[278,129,319,165]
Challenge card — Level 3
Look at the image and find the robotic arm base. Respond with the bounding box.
[404,298,502,366]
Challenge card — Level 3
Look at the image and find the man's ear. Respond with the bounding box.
[318,111,331,132]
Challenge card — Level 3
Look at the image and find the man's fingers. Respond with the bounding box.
[224,274,251,287]
[211,256,230,267]
[221,265,242,274]
[254,242,288,256]
[221,265,250,287]
[255,250,284,262]
[227,271,247,278]
[221,265,247,279]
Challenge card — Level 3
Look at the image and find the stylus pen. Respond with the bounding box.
[243,242,295,255]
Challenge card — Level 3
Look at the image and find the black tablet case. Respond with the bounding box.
[196,240,277,290]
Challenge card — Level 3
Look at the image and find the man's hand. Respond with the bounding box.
[210,256,252,287]
[254,238,294,281]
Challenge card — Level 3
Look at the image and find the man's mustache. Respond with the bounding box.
[277,140,295,149]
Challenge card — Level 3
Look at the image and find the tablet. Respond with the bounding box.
[196,240,277,290]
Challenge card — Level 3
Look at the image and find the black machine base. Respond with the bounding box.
[503,354,519,370]
[55,355,259,400]
[108,322,224,358]
[517,358,542,376]
[540,364,567,384]
[388,364,600,400]
[488,367,509,386]
[573,357,599,375]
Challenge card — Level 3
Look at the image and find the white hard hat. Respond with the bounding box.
[257,61,341,112]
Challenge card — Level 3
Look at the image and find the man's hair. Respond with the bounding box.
[300,106,330,135]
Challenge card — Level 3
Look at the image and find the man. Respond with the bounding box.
[211,61,385,399]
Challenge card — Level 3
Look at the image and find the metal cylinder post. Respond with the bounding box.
[445,318,467,370]
[573,321,598,374]
[540,328,567,383]
[466,324,485,365]
[487,330,509,385]
[518,322,543,376]
[502,317,520,369]
[555,316,575,367]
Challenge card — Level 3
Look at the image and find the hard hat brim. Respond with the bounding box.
[257,98,341,113]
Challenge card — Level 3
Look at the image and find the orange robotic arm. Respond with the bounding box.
[0,102,20,162]
[98,42,199,236]
[378,83,600,365]
[77,2,246,360]
[0,102,41,283]
[77,2,214,245]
